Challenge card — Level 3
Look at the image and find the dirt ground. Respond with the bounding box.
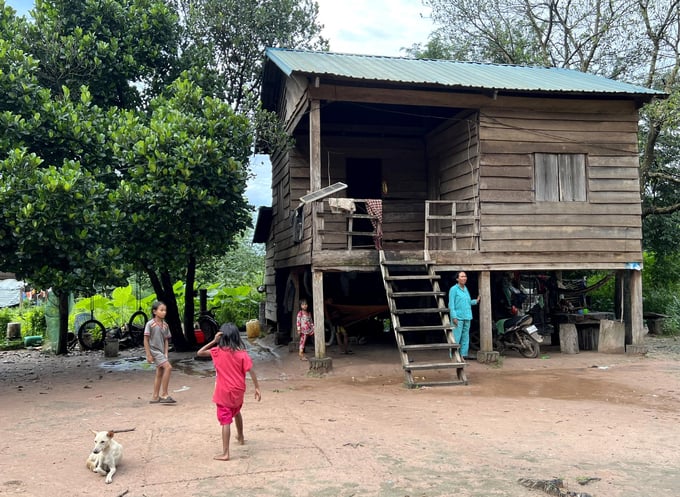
[1,333,679,497]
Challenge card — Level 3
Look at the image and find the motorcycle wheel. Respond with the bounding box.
[493,337,506,355]
[518,333,540,358]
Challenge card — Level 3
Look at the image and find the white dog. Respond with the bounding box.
[86,430,123,484]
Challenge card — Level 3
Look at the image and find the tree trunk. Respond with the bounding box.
[146,268,190,351]
[160,270,189,351]
[184,255,197,348]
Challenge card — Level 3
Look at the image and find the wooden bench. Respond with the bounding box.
[644,312,669,335]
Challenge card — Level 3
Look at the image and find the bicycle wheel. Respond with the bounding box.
[127,310,148,347]
[77,319,106,350]
[198,316,219,343]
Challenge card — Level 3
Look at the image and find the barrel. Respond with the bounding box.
[7,322,21,339]
[246,319,261,339]
[104,338,119,357]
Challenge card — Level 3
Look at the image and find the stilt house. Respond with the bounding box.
[255,48,665,386]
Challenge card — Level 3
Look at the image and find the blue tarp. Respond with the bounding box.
[0,279,23,308]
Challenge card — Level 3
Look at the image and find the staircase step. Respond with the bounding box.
[397,325,452,332]
[389,291,445,298]
[404,362,467,371]
[409,379,469,387]
[394,307,448,315]
[401,343,460,351]
[385,275,441,281]
[382,260,434,267]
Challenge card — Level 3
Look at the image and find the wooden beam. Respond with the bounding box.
[629,269,644,345]
[309,85,637,113]
[312,270,326,358]
[479,271,492,353]
[310,99,322,254]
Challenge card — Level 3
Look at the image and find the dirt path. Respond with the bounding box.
[1,335,679,497]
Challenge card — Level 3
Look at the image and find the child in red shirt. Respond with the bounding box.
[197,323,261,460]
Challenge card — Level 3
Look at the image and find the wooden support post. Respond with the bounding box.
[629,269,644,345]
[312,270,330,366]
[479,270,492,353]
[309,99,322,254]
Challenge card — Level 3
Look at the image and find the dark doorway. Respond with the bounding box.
[346,158,382,248]
[346,158,382,198]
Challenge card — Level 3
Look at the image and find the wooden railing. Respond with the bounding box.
[425,200,479,252]
[316,198,479,252]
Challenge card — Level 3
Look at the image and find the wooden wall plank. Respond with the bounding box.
[483,214,641,227]
[481,225,641,240]
[482,202,641,215]
[481,238,641,252]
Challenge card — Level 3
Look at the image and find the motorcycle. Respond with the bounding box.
[494,313,543,358]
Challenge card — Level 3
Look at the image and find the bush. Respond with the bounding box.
[0,307,17,335]
[203,284,263,330]
[20,305,46,337]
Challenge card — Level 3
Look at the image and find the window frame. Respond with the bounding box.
[534,153,587,202]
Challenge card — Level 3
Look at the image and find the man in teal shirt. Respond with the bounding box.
[448,271,480,360]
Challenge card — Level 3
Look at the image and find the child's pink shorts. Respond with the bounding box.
[216,404,242,425]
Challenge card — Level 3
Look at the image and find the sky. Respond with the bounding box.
[4,0,435,207]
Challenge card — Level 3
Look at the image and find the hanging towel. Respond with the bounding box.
[328,198,356,213]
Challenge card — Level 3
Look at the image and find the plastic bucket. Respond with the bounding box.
[104,338,119,357]
[194,329,205,345]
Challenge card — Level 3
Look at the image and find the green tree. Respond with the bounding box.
[27,0,180,108]
[174,0,327,111]
[113,77,253,348]
[195,229,265,289]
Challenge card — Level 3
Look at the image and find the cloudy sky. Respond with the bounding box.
[316,0,433,56]
[5,0,435,206]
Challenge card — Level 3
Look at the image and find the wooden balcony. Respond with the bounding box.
[315,199,480,253]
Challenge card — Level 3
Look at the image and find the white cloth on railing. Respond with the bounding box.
[328,198,356,213]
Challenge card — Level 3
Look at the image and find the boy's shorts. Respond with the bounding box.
[216,404,242,425]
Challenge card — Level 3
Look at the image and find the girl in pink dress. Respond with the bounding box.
[296,298,314,361]
[197,323,261,461]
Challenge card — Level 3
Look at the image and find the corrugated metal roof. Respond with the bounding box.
[265,48,664,98]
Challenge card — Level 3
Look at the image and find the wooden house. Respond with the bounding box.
[256,49,665,386]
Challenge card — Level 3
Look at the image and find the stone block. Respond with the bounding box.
[477,350,500,363]
[559,324,579,354]
[598,319,625,354]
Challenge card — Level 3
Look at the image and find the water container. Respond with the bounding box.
[194,329,205,345]
[104,338,119,357]
[23,336,43,347]
[246,319,261,339]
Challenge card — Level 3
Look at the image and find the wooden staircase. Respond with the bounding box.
[379,250,468,387]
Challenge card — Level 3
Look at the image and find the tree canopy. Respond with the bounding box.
[0,0,326,353]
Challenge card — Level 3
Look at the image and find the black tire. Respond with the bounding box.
[518,332,541,358]
[127,310,148,347]
[77,319,106,350]
[198,316,219,343]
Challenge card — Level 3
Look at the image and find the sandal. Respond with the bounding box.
[159,396,177,404]
[149,398,161,404]
[299,356,308,361]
